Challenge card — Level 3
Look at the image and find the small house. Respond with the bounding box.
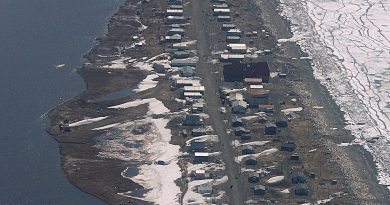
[245,31,258,37]
[250,85,264,89]
[194,152,209,163]
[183,114,203,126]
[254,185,266,195]
[245,88,269,108]
[173,51,191,59]
[275,118,288,128]
[278,73,287,78]
[181,66,195,77]
[184,86,205,94]
[232,100,248,114]
[291,172,305,184]
[168,0,183,4]
[217,15,231,22]
[198,183,213,196]
[221,23,236,31]
[229,92,244,105]
[175,79,201,87]
[294,184,309,196]
[248,172,260,183]
[258,105,274,113]
[220,54,245,62]
[153,63,168,73]
[265,123,277,135]
[231,116,243,127]
[280,141,295,152]
[182,129,188,137]
[167,16,186,23]
[242,145,254,155]
[192,128,207,136]
[226,35,241,43]
[213,8,230,16]
[241,133,252,140]
[227,44,247,54]
[192,169,208,180]
[169,5,183,9]
[166,9,183,16]
[167,28,186,36]
[234,127,249,136]
[172,42,190,50]
[213,3,229,8]
[60,123,71,132]
[244,78,263,85]
[171,59,197,67]
[244,155,257,165]
[164,48,178,53]
[190,139,206,152]
[259,116,268,123]
[169,24,181,28]
[183,92,203,99]
[165,34,182,42]
[227,29,242,36]
[192,102,205,113]
[290,153,300,161]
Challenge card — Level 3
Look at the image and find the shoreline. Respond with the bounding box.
[269,0,390,202]
[47,0,390,204]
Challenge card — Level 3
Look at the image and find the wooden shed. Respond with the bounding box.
[244,155,257,165]
[265,123,277,135]
[248,172,260,183]
[254,185,266,195]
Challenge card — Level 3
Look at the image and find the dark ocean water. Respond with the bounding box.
[0,0,123,204]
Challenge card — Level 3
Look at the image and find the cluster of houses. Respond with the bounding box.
[158,0,317,201]
[209,1,273,117]
[208,0,314,201]
[158,0,229,203]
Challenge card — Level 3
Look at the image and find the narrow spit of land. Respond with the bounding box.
[47,0,390,204]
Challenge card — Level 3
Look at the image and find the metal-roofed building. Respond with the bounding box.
[223,62,270,82]
[220,54,245,62]
[171,59,197,67]
[248,172,260,183]
[227,43,247,54]
[232,100,248,114]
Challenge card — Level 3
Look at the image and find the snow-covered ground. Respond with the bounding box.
[235,148,278,163]
[108,98,169,115]
[278,0,390,189]
[266,176,285,184]
[182,176,228,205]
[133,73,160,93]
[95,98,182,204]
[68,116,109,127]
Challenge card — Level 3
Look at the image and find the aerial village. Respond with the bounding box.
[144,0,342,203]
[54,0,349,204]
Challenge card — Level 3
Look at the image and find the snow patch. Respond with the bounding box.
[68,116,109,127]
